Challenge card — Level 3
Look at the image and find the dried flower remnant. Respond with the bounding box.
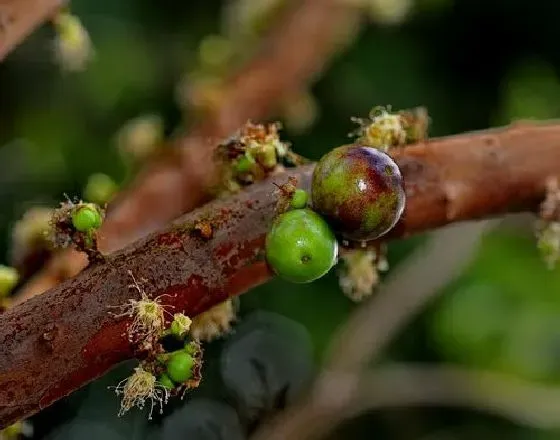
[217,121,292,191]
[338,246,388,302]
[192,220,214,240]
[399,106,430,143]
[111,365,169,419]
[350,106,430,150]
[273,176,299,214]
[111,271,172,343]
[350,106,407,151]
[52,10,94,72]
[181,341,204,391]
[11,207,54,273]
[190,298,237,342]
[536,177,560,269]
[116,114,164,163]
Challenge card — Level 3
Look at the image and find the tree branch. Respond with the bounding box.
[11,0,359,306]
[0,0,63,60]
[1,120,559,427]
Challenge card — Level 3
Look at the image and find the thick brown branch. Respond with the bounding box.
[12,0,358,305]
[0,0,63,60]
[1,121,559,427]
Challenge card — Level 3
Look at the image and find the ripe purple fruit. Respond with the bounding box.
[311,145,405,242]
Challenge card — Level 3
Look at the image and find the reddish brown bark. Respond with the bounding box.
[1,120,560,427]
[12,0,358,306]
[0,0,63,60]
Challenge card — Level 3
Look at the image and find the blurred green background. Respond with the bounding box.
[3,0,560,439]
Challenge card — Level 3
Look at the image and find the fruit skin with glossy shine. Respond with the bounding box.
[71,204,102,232]
[166,351,195,383]
[311,144,405,242]
[265,208,338,283]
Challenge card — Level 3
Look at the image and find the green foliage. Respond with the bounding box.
[433,229,560,382]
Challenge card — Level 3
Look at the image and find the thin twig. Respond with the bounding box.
[1,120,560,427]
[255,364,560,440]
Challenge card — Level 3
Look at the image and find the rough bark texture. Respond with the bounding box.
[12,0,359,306]
[1,120,560,427]
[0,0,63,60]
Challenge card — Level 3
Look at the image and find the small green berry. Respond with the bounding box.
[311,145,405,241]
[290,189,308,209]
[234,153,256,174]
[71,204,102,232]
[265,208,338,283]
[0,265,19,298]
[166,351,195,383]
[158,373,175,390]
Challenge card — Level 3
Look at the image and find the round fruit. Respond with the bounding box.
[265,208,338,283]
[234,153,256,174]
[166,351,195,383]
[311,144,405,241]
[290,189,308,210]
[0,265,18,298]
[71,204,102,232]
[158,373,175,390]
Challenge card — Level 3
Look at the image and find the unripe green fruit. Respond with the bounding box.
[166,351,195,383]
[158,373,175,390]
[265,208,338,283]
[0,265,19,298]
[71,204,102,232]
[290,189,308,210]
[311,145,405,241]
[234,154,256,174]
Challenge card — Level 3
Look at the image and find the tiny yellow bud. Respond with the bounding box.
[0,265,19,298]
